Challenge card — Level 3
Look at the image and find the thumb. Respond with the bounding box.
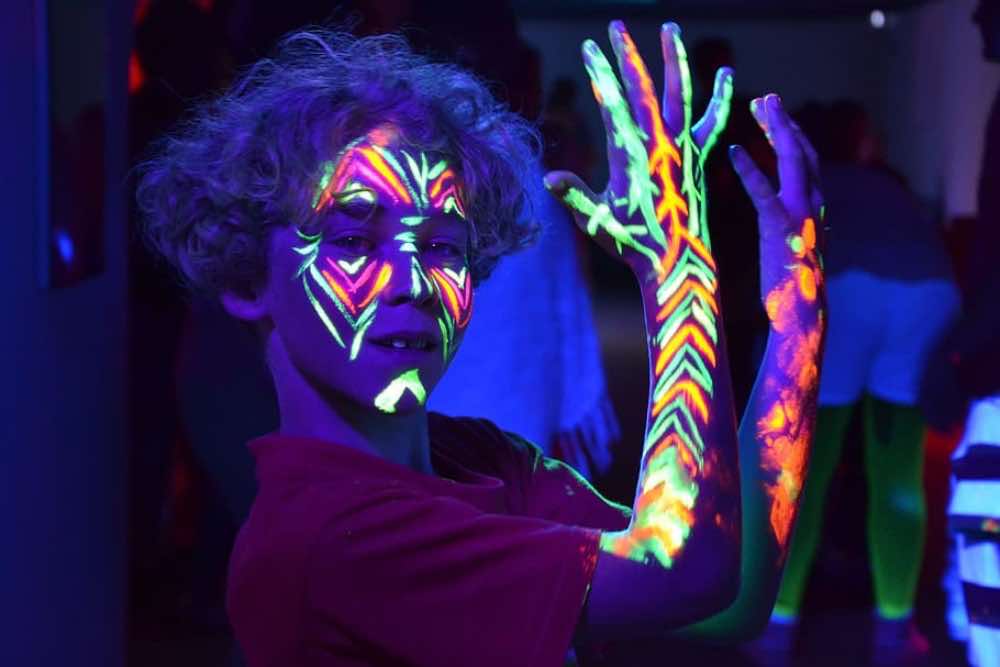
[543,170,601,233]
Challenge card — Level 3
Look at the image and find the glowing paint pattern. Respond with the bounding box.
[312,130,467,221]
[294,232,392,360]
[756,216,825,553]
[374,369,427,414]
[562,26,734,568]
[294,129,473,412]
[428,266,472,362]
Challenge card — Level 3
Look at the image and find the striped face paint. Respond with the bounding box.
[757,216,825,554]
[293,232,392,361]
[561,25,734,569]
[291,127,472,413]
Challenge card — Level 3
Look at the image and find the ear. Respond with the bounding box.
[220,287,269,322]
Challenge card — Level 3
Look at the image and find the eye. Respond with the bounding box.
[424,241,465,260]
[331,235,376,255]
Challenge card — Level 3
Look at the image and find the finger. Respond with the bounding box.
[729,145,784,227]
[545,169,655,266]
[659,22,692,135]
[543,170,602,230]
[764,94,810,220]
[693,67,734,155]
[749,97,773,147]
[581,39,633,196]
[608,20,663,145]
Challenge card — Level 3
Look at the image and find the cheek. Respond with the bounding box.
[427,267,474,362]
[286,239,395,359]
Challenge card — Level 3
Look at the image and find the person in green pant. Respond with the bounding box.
[747,100,961,666]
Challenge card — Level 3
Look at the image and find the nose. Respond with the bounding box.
[381,249,437,308]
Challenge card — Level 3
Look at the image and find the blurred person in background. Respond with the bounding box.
[751,100,960,666]
[932,1,1000,664]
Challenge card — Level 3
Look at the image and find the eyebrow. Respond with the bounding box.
[413,212,469,230]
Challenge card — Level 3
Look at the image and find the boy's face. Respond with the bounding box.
[263,127,473,415]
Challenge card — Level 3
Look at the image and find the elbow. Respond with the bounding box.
[689,527,743,621]
[692,548,741,619]
[658,538,741,627]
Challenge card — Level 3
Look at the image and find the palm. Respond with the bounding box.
[546,21,733,282]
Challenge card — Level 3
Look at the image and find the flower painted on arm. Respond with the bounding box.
[757,215,825,553]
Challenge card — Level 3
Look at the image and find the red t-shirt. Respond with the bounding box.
[226,413,631,667]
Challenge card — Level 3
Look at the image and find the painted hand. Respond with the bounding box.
[548,21,741,571]
[730,94,825,311]
[545,20,733,283]
[731,95,827,553]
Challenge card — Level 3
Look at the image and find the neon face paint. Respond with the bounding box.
[291,127,472,413]
[757,216,825,553]
[562,26,734,569]
[374,369,427,414]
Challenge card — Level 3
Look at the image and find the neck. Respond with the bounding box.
[265,331,434,475]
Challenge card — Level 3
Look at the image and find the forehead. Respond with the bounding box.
[312,126,466,217]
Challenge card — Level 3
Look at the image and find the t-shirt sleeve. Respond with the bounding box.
[303,485,601,667]
[503,431,632,532]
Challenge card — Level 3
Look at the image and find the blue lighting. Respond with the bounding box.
[55,228,74,265]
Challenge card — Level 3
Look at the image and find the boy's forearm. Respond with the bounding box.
[599,263,741,581]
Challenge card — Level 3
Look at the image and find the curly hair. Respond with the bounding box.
[136,29,542,295]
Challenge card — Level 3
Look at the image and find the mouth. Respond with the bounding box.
[368,331,440,353]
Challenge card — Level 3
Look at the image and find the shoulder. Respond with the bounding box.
[428,412,544,468]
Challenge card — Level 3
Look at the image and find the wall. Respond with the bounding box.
[886,0,1000,217]
[0,0,127,665]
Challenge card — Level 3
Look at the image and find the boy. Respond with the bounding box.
[137,20,825,666]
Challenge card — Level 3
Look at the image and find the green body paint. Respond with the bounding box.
[338,256,368,274]
[374,369,427,413]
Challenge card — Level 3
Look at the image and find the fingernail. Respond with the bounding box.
[662,22,680,36]
[611,19,625,32]
[728,145,741,159]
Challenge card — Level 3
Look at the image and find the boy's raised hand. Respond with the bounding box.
[547,21,745,584]
[545,20,733,282]
[732,95,825,311]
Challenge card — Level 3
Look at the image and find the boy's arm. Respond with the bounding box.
[546,21,744,640]
[680,96,827,641]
